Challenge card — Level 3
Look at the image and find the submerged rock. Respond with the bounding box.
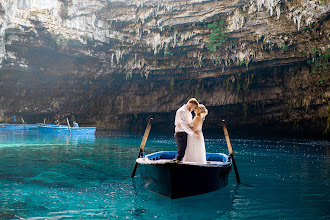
[32,205,49,211]
[24,171,76,187]
[11,201,27,209]
[0,212,22,219]
[132,208,146,216]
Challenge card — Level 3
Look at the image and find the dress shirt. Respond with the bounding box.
[175,105,194,136]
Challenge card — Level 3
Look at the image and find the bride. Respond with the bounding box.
[182,104,208,164]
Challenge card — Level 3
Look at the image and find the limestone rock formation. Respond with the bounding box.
[0,0,329,138]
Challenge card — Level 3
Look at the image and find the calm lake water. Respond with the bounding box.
[0,130,328,219]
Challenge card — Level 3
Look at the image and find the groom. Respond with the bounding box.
[173,98,200,162]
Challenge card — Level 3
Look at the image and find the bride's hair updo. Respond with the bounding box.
[198,104,208,121]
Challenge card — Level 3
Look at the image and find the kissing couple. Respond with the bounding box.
[173,98,208,163]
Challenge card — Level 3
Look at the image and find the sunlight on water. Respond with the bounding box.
[0,130,328,219]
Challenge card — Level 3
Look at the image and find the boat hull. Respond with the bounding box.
[137,151,232,199]
[38,125,96,135]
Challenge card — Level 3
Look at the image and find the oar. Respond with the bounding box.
[222,120,241,184]
[131,117,153,178]
[66,118,71,134]
[21,117,27,129]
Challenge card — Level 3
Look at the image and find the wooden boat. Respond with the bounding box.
[38,125,96,135]
[136,151,232,199]
[0,123,39,130]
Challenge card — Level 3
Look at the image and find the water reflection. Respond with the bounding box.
[129,178,231,219]
[39,133,96,147]
[0,130,95,148]
[129,179,252,220]
[0,131,328,219]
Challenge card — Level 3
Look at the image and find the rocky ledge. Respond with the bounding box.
[0,0,329,138]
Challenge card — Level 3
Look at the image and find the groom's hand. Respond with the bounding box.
[193,131,199,138]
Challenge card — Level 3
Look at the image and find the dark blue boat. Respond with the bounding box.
[136,151,232,199]
[38,125,96,135]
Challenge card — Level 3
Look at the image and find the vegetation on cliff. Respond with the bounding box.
[307,47,330,84]
[207,20,228,53]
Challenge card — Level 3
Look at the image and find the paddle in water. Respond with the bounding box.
[131,117,153,178]
[222,120,241,184]
[66,118,71,134]
[21,117,27,129]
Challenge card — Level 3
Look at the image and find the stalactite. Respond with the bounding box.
[111,54,115,67]
[297,14,302,31]
[173,31,177,48]
[116,50,121,64]
[276,6,280,20]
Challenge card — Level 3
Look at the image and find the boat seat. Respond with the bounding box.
[160,154,176,160]
[207,157,223,162]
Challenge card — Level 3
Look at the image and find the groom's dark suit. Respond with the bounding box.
[174,105,194,161]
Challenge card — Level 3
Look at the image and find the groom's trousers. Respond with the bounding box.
[174,132,188,161]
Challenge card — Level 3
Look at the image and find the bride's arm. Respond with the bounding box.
[178,123,193,129]
[178,117,201,131]
[191,116,202,131]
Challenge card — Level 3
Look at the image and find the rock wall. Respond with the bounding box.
[0,0,329,138]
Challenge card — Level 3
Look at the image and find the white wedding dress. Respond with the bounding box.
[182,122,207,164]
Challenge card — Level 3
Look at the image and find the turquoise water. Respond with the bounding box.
[0,130,328,219]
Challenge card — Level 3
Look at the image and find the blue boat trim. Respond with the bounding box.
[0,124,42,130]
[38,125,96,135]
[138,151,231,166]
